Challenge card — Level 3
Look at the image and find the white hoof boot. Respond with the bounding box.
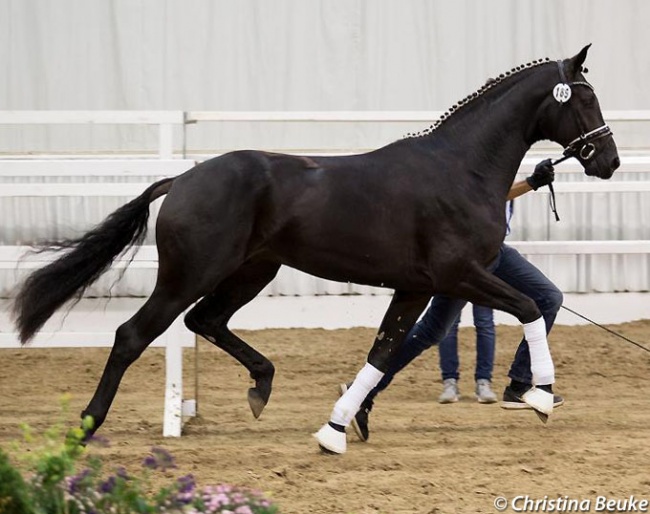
[313,423,346,454]
[522,387,554,415]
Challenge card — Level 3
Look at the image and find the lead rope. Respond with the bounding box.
[546,154,573,222]
[561,305,650,354]
[547,182,560,222]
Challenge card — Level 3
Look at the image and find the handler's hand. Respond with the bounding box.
[526,159,555,190]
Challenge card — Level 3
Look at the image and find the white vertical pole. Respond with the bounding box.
[163,319,183,437]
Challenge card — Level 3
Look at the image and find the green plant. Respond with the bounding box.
[0,402,278,514]
[0,447,32,514]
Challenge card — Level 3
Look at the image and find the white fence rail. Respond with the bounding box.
[185,110,650,123]
[0,111,184,159]
[0,158,191,176]
[4,110,650,158]
[508,240,650,255]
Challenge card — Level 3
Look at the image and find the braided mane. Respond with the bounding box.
[405,57,553,139]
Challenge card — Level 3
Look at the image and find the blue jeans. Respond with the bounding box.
[439,304,495,382]
[365,244,563,403]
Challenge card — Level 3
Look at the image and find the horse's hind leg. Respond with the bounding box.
[81,285,199,436]
[452,262,555,419]
[184,259,281,418]
[315,290,430,454]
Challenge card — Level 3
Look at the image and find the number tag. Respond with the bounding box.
[553,83,572,103]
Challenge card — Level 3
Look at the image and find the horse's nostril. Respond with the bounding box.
[612,156,621,170]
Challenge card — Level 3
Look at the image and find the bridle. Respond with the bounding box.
[546,61,613,221]
[552,60,613,165]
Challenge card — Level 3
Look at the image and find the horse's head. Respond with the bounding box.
[537,44,620,179]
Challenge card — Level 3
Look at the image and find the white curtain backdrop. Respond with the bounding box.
[1,0,649,297]
[2,0,650,153]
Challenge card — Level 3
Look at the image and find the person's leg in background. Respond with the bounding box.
[438,313,461,403]
[472,304,498,403]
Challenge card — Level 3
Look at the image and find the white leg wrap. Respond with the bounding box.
[330,362,384,427]
[524,317,555,385]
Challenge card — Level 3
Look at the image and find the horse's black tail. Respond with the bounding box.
[12,177,175,344]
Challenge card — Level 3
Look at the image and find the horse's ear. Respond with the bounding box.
[568,44,592,74]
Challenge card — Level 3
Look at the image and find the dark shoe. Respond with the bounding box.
[501,384,565,410]
[338,383,371,442]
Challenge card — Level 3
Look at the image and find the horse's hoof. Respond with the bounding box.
[318,444,340,455]
[313,423,346,454]
[534,409,549,424]
[522,387,554,416]
[247,388,267,419]
[247,372,274,419]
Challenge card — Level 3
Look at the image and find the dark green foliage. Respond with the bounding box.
[0,447,33,514]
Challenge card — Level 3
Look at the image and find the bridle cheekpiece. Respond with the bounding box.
[554,60,612,162]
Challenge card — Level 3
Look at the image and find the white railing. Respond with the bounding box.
[185,110,650,123]
[4,110,650,159]
[508,240,650,255]
[0,111,184,159]
[186,111,448,122]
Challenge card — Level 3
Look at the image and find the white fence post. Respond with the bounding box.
[162,316,195,437]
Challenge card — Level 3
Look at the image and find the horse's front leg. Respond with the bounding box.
[314,290,430,454]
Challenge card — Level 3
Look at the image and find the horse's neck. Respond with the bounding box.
[427,74,548,196]
[448,113,533,194]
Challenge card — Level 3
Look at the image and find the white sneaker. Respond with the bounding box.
[438,378,460,403]
[475,379,498,404]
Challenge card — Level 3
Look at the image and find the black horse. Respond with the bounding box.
[13,45,618,452]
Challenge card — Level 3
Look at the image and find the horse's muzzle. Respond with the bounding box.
[585,155,619,179]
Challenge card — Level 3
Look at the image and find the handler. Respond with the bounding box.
[344,159,565,442]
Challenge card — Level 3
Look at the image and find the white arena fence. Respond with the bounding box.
[1,110,649,436]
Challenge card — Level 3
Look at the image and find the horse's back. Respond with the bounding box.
[155,147,505,292]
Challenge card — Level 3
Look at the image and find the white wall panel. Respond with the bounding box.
[2,0,650,155]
